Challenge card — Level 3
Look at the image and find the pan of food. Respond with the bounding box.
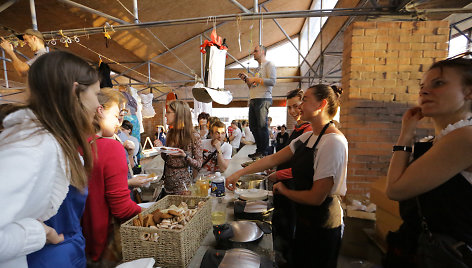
[236,173,266,190]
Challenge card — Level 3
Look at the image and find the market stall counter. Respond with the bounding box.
[187,192,275,268]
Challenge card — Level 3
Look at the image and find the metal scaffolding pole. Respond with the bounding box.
[262,5,319,77]
[2,49,9,88]
[39,8,420,39]
[200,35,204,79]
[133,0,139,24]
[452,25,472,43]
[147,62,151,84]
[150,61,194,78]
[0,0,18,13]
[58,0,130,25]
[228,0,251,13]
[112,34,201,80]
[29,0,38,30]
[113,75,341,86]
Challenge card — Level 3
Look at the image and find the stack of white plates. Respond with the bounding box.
[235,188,269,201]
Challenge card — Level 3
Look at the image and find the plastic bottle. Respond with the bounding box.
[211,197,226,225]
[211,172,225,197]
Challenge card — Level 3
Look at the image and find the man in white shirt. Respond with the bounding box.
[0,29,48,77]
[200,121,232,175]
[238,45,276,159]
[229,120,242,156]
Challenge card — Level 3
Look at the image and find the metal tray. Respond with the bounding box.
[229,221,263,243]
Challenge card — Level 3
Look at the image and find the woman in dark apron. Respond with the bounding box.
[227,84,348,267]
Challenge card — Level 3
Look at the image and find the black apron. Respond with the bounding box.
[289,122,342,268]
[272,122,310,260]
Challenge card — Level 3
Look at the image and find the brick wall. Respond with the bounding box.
[341,21,449,197]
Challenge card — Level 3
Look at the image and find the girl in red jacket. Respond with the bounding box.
[82,88,143,267]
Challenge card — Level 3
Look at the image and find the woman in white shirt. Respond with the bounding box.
[0,51,100,267]
[227,84,348,267]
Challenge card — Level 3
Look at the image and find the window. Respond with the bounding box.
[448,32,471,58]
[227,38,300,68]
[299,0,339,64]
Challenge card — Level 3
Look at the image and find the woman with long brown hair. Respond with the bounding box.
[0,51,100,267]
[162,100,203,195]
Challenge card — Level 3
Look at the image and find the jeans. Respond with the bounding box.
[248,98,272,154]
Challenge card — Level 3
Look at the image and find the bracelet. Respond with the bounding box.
[392,145,412,152]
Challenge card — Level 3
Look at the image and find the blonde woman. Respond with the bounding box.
[82,88,142,266]
[162,100,203,195]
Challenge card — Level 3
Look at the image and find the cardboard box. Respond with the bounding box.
[370,177,400,217]
[346,209,376,221]
[375,207,403,241]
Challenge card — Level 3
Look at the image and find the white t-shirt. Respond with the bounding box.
[230,128,242,149]
[289,131,348,196]
[200,139,232,174]
[242,126,255,143]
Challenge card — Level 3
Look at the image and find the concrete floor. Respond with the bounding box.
[337,217,384,268]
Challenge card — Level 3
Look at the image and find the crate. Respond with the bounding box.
[121,195,211,268]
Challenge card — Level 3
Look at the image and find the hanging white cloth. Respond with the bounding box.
[207,46,227,89]
[140,93,156,119]
[193,99,212,121]
[129,87,144,133]
[192,46,232,104]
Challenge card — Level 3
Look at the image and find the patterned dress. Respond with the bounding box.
[162,132,203,194]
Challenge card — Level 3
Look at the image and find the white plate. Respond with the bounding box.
[157,146,181,154]
[137,202,156,209]
[133,174,159,187]
[235,188,268,201]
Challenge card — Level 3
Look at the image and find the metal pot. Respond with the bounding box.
[236,174,266,190]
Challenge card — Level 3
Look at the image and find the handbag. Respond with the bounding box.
[416,198,472,268]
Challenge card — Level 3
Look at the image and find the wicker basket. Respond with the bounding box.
[121,195,211,268]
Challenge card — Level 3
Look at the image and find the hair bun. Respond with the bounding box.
[331,85,343,96]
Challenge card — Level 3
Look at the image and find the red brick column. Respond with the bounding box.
[341,21,449,196]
